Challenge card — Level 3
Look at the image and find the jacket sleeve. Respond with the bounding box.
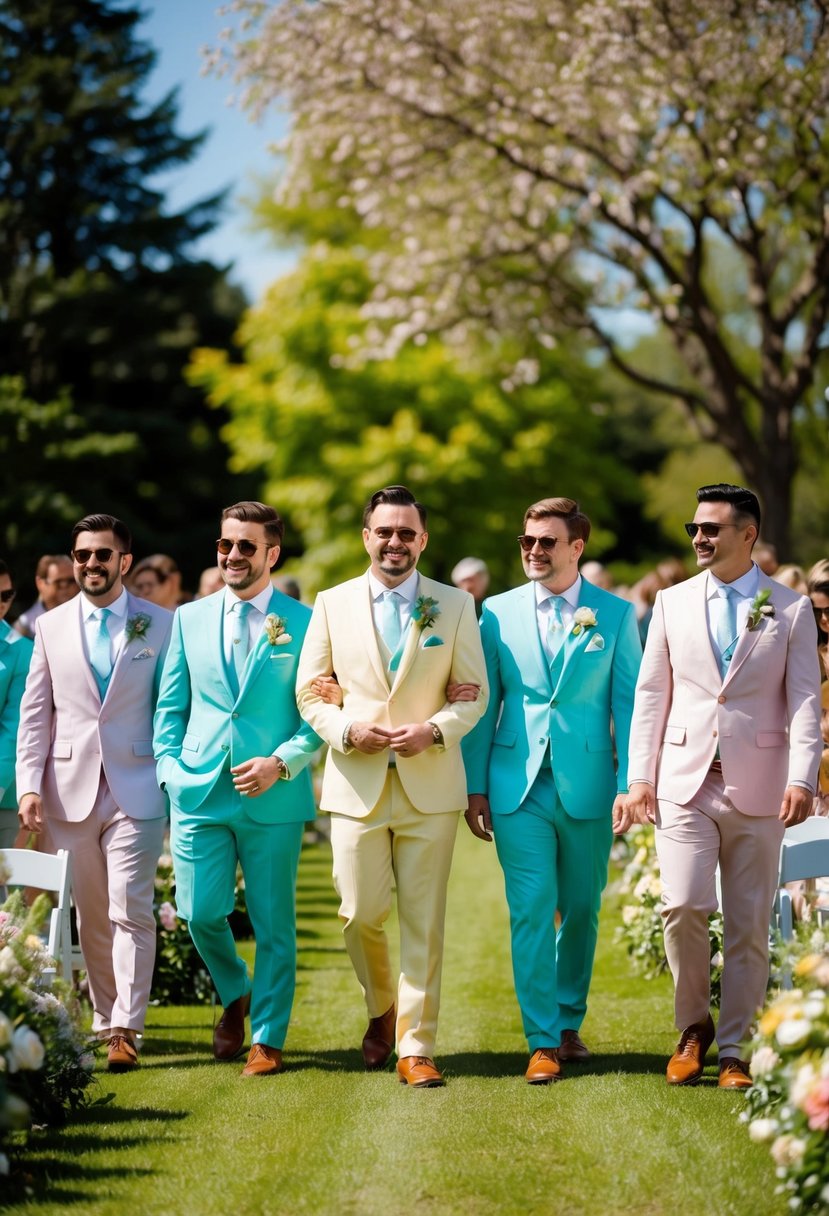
[152,610,191,790]
[627,591,673,787]
[609,601,643,793]
[461,602,502,794]
[0,640,33,799]
[427,593,489,750]
[14,624,52,799]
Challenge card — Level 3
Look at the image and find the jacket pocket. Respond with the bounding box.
[664,724,686,746]
[494,728,517,749]
[53,740,72,759]
[756,730,787,748]
[182,733,201,753]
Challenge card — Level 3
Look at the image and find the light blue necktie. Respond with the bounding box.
[232,600,253,686]
[379,590,402,655]
[89,607,113,698]
[715,585,739,678]
[546,595,566,660]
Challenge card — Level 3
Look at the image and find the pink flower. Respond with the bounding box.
[803,1079,829,1132]
[158,901,179,932]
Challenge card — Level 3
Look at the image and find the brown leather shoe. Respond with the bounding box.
[557,1029,590,1062]
[396,1055,444,1087]
[525,1048,562,1084]
[666,1015,715,1085]
[241,1043,283,1077]
[718,1057,752,1090]
[213,992,251,1061]
[362,1003,396,1070]
[107,1034,138,1072]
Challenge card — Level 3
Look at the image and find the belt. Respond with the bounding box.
[710,759,723,774]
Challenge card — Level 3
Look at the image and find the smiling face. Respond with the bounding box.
[217,517,280,598]
[362,503,428,588]
[520,516,583,593]
[72,531,132,606]
[688,501,756,583]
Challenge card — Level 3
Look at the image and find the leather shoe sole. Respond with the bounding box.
[242,1043,283,1077]
[213,992,251,1061]
[396,1055,444,1087]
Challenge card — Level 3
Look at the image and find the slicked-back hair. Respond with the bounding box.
[362,486,427,530]
[70,514,132,554]
[696,483,761,532]
[221,501,284,546]
[523,497,591,545]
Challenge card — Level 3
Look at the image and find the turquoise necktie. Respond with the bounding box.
[89,607,113,698]
[546,595,566,660]
[379,591,402,655]
[715,585,738,678]
[232,600,253,686]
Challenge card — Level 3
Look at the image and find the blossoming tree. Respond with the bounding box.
[217,0,829,554]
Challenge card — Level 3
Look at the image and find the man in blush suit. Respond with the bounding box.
[17,515,173,1071]
[463,498,642,1083]
[623,484,822,1089]
[296,485,487,1088]
[153,502,321,1078]
[0,559,33,849]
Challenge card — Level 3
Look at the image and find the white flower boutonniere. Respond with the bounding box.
[413,595,440,632]
[265,613,292,646]
[571,606,597,636]
[747,589,775,631]
[125,613,152,644]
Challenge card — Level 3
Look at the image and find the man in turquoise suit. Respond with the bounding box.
[463,498,641,1083]
[0,559,33,848]
[154,502,321,1077]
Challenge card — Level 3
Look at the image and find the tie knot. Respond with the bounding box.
[236,600,253,620]
[95,607,112,622]
[720,585,735,601]
[548,594,564,618]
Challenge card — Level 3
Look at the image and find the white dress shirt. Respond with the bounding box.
[535,575,582,661]
[80,588,128,668]
[222,584,273,667]
[706,564,760,655]
[368,569,419,638]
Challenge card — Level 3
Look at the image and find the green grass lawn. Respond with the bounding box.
[5,831,784,1216]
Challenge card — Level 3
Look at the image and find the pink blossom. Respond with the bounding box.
[803,1079,829,1132]
[158,902,179,932]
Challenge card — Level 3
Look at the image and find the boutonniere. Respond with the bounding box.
[265,613,292,646]
[413,595,440,632]
[571,606,597,636]
[125,613,152,644]
[747,589,775,631]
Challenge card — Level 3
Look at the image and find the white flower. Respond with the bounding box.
[571,606,597,635]
[750,1045,781,1077]
[8,1025,45,1073]
[748,1118,778,1143]
[0,945,21,979]
[776,1018,811,1049]
[770,1134,807,1167]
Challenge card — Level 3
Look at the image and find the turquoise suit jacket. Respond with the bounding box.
[153,588,321,824]
[463,579,642,819]
[0,620,34,810]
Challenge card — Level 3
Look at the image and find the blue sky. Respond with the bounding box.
[140,0,294,303]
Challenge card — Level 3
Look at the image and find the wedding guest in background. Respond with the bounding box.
[142,553,188,610]
[0,559,33,849]
[130,561,169,606]
[753,541,779,577]
[772,564,808,595]
[195,566,224,599]
[451,556,490,617]
[807,559,829,683]
[14,554,78,639]
[272,574,302,602]
[580,560,615,592]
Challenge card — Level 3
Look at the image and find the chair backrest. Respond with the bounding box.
[1,847,73,981]
[783,817,829,846]
[778,820,829,885]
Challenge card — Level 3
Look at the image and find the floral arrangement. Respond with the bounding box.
[264,613,292,646]
[412,596,440,631]
[125,612,152,644]
[743,926,829,1213]
[747,589,775,631]
[571,606,597,635]
[614,825,724,1004]
[1,854,96,1178]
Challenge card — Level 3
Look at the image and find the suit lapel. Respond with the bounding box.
[389,575,429,694]
[521,583,553,694]
[73,597,101,702]
[237,590,287,696]
[724,570,772,684]
[357,574,390,692]
[551,580,599,699]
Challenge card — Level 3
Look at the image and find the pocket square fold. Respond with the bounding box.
[423,635,444,648]
[132,647,155,660]
[584,634,605,653]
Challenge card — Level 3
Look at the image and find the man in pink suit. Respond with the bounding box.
[623,484,822,1089]
[17,514,173,1072]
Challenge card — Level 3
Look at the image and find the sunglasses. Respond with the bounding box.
[517,534,561,553]
[0,589,15,603]
[371,527,420,543]
[216,537,272,557]
[71,549,124,565]
[683,522,740,539]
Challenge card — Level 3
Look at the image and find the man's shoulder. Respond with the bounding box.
[35,597,78,636]
[314,575,366,605]
[127,594,173,624]
[658,572,705,606]
[481,584,531,615]
[0,620,33,655]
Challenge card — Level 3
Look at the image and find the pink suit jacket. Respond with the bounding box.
[16,594,173,821]
[628,570,822,816]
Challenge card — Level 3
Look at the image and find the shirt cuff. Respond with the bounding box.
[789,781,815,794]
[628,779,655,787]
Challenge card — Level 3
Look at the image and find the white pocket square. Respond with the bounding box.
[132,647,155,660]
[584,634,605,653]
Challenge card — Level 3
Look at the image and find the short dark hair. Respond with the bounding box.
[35,554,72,580]
[523,497,591,544]
[220,501,284,545]
[0,559,11,582]
[695,483,761,531]
[70,514,132,553]
[362,486,427,529]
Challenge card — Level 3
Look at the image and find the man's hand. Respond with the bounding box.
[347,722,393,754]
[779,785,813,827]
[388,723,434,757]
[311,675,342,706]
[612,793,636,834]
[624,782,657,827]
[446,681,481,703]
[465,794,493,842]
[231,756,284,799]
[18,793,43,834]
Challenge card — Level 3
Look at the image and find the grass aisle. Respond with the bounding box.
[7,832,784,1216]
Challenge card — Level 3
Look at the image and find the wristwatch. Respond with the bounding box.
[428,721,444,747]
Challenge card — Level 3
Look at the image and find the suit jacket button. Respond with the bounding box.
[232,712,239,719]
[712,730,718,737]
[221,743,229,751]
[717,695,726,704]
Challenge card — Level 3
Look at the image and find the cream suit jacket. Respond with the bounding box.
[16,594,173,821]
[296,573,488,816]
[628,570,822,816]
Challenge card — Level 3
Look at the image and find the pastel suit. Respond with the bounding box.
[0,620,34,848]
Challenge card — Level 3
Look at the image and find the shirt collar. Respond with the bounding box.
[224,585,273,617]
[534,574,582,610]
[80,588,128,621]
[368,569,420,605]
[707,564,760,601]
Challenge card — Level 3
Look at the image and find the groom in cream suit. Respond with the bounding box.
[17,514,172,1071]
[624,484,822,1089]
[296,486,487,1087]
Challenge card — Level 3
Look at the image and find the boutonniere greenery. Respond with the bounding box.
[265,613,292,646]
[571,606,598,636]
[747,589,775,631]
[125,612,152,644]
[412,595,440,632]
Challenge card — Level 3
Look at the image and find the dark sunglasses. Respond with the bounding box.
[517,534,560,553]
[371,527,420,543]
[683,522,740,539]
[216,537,272,557]
[72,548,124,565]
[0,588,15,603]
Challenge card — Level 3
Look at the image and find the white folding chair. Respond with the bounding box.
[1,847,83,984]
[773,818,829,988]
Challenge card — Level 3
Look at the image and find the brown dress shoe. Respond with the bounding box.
[666,1015,715,1085]
[241,1043,283,1077]
[362,1003,396,1070]
[718,1057,752,1090]
[396,1055,444,1087]
[107,1034,138,1072]
[557,1030,591,1062]
[525,1048,562,1084]
[213,992,251,1061]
